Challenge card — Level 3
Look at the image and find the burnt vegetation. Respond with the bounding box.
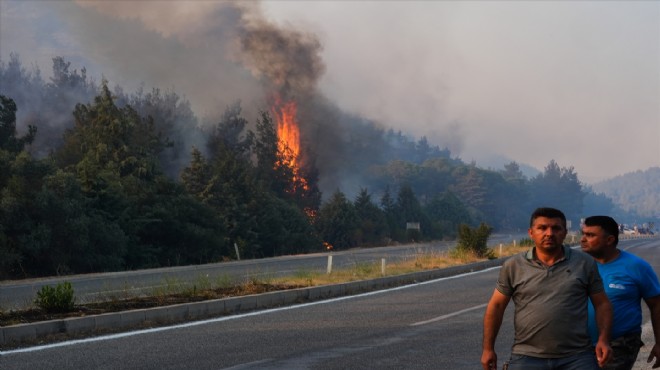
[0,54,627,280]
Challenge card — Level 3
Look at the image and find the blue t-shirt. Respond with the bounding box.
[588,250,660,343]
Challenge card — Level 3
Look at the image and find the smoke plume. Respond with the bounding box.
[66,1,352,192]
[237,13,325,101]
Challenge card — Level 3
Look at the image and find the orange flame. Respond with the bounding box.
[272,97,308,190]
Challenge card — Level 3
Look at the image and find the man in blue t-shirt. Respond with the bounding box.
[582,215,660,370]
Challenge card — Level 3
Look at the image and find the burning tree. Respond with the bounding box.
[255,106,321,215]
[237,9,324,216]
[271,95,306,190]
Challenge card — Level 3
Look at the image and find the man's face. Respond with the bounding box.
[580,225,614,258]
[528,216,567,252]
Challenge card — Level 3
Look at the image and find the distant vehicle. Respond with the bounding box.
[622,228,636,235]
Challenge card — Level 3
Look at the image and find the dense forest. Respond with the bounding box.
[591,167,660,220]
[0,54,647,279]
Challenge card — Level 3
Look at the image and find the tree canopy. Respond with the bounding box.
[0,55,636,279]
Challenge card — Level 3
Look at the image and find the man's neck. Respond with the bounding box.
[594,248,620,264]
[535,245,565,266]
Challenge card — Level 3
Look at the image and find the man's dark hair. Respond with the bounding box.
[529,207,566,228]
[584,215,619,245]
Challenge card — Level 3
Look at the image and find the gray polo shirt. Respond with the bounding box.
[496,245,604,358]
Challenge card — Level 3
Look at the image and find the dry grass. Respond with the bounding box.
[0,242,531,327]
[269,243,530,288]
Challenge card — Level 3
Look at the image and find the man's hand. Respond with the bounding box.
[648,343,660,368]
[595,340,612,368]
[481,350,497,370]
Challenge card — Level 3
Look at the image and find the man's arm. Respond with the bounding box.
[644,295,660,368]
[482,289,510,370]
[590,291,613,368]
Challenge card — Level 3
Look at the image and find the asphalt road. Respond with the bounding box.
[1,237,656,370]
[0,264,511,369]
[0,234,524,309]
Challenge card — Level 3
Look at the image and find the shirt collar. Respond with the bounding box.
[526,245,570,262]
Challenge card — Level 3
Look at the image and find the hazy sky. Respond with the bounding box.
[1,0,658,183]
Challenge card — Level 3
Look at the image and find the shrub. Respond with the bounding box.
[518,237,534,247]
[456,223,495,258]
[35,281,75,313]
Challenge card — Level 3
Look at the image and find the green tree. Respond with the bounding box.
[316,190,358,249]
[501,161,526,183]
[53,82,167,267]
[423,191,473,239]
[130,179,229,266]
[180,147,212,199]
[0,148,128,278]
[38,56,97,157]
[207,101,252,161]
[498,162,529,230]
[0,95,36,153]
[414,157,456,202]
[0,151,54,277]
[529,160,585,225]
[395,184,431,242]
[477,169,526,231]
[182,155,253,260]
[380,185,398,242]
[451,165,487,220]
[183,106,319,259]
[353,188,388,246]
[117,86,198,179]
[26,170,128,275]
[51,82,228,271]
[250,193,320,257]
[55,81,165,190]
[191,108,260,258]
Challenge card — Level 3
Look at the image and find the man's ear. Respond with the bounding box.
[606,234,616,245]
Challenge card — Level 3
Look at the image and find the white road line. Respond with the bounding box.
[411,303,488,326]
[0,266,502,356]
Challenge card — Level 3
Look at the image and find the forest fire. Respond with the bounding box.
[271,97,308,190]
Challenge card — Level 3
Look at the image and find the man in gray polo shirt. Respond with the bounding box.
[481,207,613,370]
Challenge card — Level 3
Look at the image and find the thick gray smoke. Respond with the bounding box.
[2,1,382,194]
[62,1,263,120]
[66,1,329,122]
[237,18,325,101]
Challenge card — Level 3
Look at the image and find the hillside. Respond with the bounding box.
[591,167,660,219]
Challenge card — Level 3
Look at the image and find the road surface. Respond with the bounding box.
[0,234,523,309]
[0,237,656,370]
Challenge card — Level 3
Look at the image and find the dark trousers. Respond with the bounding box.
[505,350,599,370]
[603,332,643,370]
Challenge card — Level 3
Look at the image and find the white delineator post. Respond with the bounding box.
[327,255,333,274]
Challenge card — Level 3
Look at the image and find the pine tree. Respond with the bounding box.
[316,190,358,249]
[353,188,388,246]
[423,191,473,239]
[395,184,430,242]
[0,95,36,153]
